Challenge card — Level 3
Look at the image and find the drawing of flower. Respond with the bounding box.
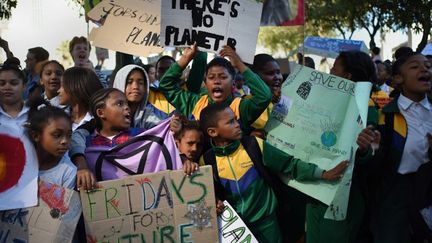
[184,200,213,231]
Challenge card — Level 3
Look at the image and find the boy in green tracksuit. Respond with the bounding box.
[158,43,272,134]
[199,103,349,243]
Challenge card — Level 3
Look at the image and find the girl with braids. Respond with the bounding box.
[26,97,76,189]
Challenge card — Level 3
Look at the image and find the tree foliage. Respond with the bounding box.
[258,25,335,57]
[0,0,17,20]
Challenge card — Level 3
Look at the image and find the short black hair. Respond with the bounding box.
[252,54,276,73]
[392,47,420,75]
[0,64,26,83]
[199,103,229,136]
[206,57,235,80]
[155,55,175,70]
[28,47,49,62]
[337,51,377,83]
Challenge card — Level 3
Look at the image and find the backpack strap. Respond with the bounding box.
[240,136,275,188]
[203,149,226,200]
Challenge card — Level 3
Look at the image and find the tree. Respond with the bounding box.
[258,25,335,57]
[0,0,17,20]
[385,0,432,52]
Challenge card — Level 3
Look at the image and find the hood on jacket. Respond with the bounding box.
[113,64,155,128]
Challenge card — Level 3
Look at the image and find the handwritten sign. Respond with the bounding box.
[0,124,38,210]
[265,65,372,220]
[218,201,258,243]
[0,181,82,243]
[160,0,262,63]
[87,0,163,57]
[81,166,218,242]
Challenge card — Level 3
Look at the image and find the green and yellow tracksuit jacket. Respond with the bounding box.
[208,137,323,225]
[158,61,272,133]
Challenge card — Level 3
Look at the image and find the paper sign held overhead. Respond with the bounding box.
[0,181,82,243]
[87,0,164,57]
[80,166,218,242]
[161,0,263,63]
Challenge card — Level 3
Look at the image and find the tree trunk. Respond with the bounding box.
[416,20,431,53]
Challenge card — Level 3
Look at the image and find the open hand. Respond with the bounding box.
[178,42,198,68]
[322,160,349,181]
[169,114,182,134]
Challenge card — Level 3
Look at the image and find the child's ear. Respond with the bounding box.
[207,127,218,138]
[31,131,40,143]
[96,108,106,120]
[393,74,404,85]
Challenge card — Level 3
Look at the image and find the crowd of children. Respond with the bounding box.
[0,35,431,243]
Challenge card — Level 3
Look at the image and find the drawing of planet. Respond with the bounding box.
[0,134,26,192]
[321,131,337,147]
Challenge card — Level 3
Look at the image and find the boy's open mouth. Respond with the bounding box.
[418,74,431,83]
[212,87,224,98]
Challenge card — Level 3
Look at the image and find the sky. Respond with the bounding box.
[0,0,425,70]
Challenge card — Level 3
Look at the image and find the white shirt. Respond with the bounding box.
[72,112,92,131]
[0,105,29,135]
[39,154,77,189]
[43,93,67,109]
[397,95,432,174]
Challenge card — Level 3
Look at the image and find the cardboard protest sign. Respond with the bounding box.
[265,65,372,220]
[260,0,305,26]
[218,201,258,243]
[87,0,163,57]
[85,119,184,181]
[0,181,82,243]
[0,124,38,210]
[160,0,263,63]
[81,166,218,242]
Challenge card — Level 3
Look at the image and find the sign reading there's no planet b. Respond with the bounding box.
[161,0,263,64]
[87,0,164,57]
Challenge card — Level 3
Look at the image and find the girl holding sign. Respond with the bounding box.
[306,51,380,243]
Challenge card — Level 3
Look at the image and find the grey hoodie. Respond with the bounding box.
[112,64,167,129]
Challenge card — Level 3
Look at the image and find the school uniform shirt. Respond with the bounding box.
[380,83,393,96]
[43,93,67,110]
[72,112,92,131]
[0,104,29,134]
[397,95,432,174]
[38,154,77,189]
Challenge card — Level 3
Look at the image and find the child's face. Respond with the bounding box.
[205,66,234,103]
[209,108,242,142]
[71,42,90,67]
[395,55,431,99]
[256,61,283,103]
[98,91,132,131]
[125,70,146,104]
[0,70,25,106]
[376,63,390,83]
[148,67,156,83]
[156,59,174,80]
[176,129,203,161]
[33,117,72,158]
[57,81,71,105]
[41,63,63,98]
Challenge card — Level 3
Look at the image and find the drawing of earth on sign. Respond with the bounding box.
[0,134,26,192]
[320,118,340,147]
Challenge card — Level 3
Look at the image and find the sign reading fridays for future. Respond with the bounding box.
[81,166,218,242]
[160,0,263,64]
[265,65,372,220]
[87,0,164,57]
